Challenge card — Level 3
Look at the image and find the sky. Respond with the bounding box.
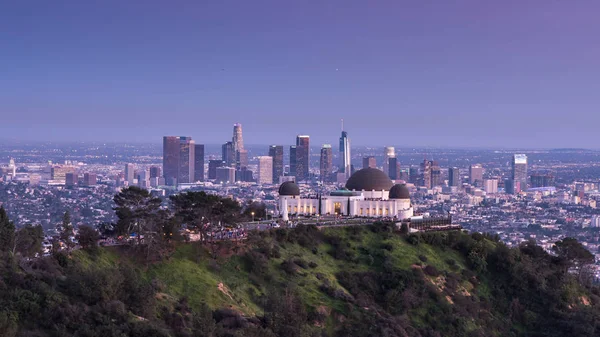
[1,1,599,148]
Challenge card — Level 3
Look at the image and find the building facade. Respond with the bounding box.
[278,168,413,221]
[269,145,284,184]
[295,135,310,181]
[363,156,376,169]
[320,144,333,183]
[257,156,273,185]
[163,136,195,185]
[194,144,205,182]
[448,167,460,187]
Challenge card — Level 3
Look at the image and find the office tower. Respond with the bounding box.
[289,146,297,177]
[125,164,135,184]
[448,167,460,187]
[512,154,528,191]
[232,123,244,153]
[483,179,498,194]
[149,166,161,179]
[163,136,195,185]
[383,147,395,176]
[257,156,273,185]
[236,149,248,171]
[531,173,554,188]
[51,165,76,181]
[208,160,225,180]
[237,167,254,182]
[194,144,205,182]
[83,173,97,186]
[399,169,409,182]
[409,167,419,184]
[469,164,483,186]
[295,135,310,181]
[8,158,16,177]
[137,170,149,188]
[216,167,235,184]
[388,157,400,180]
[431,163,442,187]
[65,172,78,187]
[222,141,235,166]
[363,156,376,169]
[339,122,351,179]
[269,145,284,184]
[320,144,333,183]
[420,160,432,188]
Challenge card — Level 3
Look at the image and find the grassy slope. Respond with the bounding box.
[72,227,480,334]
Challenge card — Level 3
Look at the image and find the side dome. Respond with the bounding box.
[278,181,300,196]
[389,184,410,199]
[345,168,394,191]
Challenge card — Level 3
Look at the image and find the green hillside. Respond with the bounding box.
[1,223,600,337]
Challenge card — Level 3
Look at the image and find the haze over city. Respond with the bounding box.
[2,1,600,147]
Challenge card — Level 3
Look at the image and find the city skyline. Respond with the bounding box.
[2,2,600,147]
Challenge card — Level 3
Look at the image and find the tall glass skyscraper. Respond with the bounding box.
[512,154,528,192]
[383,146,395,176]
[320,144,333,183]
[269,145,284,184]
[448,167,460,187]
[163,136,195,185]
[339,123,351,179]
[296,135,310,181]
[194,144,204,182]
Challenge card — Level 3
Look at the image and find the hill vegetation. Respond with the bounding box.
[1,211,600,336]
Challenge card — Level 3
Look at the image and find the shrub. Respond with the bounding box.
[423,265,440,277]
[418,255,428,262]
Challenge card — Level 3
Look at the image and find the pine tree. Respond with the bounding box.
[0,207,15,254]
[60,210,74,252]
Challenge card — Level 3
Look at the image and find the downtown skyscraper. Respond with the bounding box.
[295,135,310,181]
[383,146,395,176]
[269,145,284,184]
[163,136,195,185]
[339,121,351,179]
[512,154,528,192]
[320,144,333,183]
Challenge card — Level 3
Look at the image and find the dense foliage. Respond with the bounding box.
[1,212,600,336]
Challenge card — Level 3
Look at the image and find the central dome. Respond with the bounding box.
[345,168,394,191]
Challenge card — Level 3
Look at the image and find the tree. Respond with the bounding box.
[170,191,241,244]
[0,207,15,254]
[242,200,267,220]
[77,225,100,252]
[553,237,595,284]
[59,210,75,252]
[114,187,164,260]
[14,224,44,258]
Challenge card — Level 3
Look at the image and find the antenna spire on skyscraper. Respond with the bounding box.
[341,118,344,131]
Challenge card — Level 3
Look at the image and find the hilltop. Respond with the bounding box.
[1,223,600,337]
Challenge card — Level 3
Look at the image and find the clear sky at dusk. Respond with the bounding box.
[1,1,599,148]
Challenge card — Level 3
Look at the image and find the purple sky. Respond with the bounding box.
[1,1,599,148]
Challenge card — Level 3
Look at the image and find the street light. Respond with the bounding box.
[251,212,255,223]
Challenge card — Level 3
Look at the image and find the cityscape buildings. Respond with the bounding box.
[222,141,235,167]
[268,145,284,184]
[469,164,483,186]
[194,144,205,182]
[215,167,235,184]
[448,167,460,187]
[208,160,225,180]
[295,135,310,181]
[257,156,273,185]
[320,144,333,183]
[339,122,351,179]
[163,136,195,185]
[512,154,528,192]
[363,156,376,169]
[383,147,395,176]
